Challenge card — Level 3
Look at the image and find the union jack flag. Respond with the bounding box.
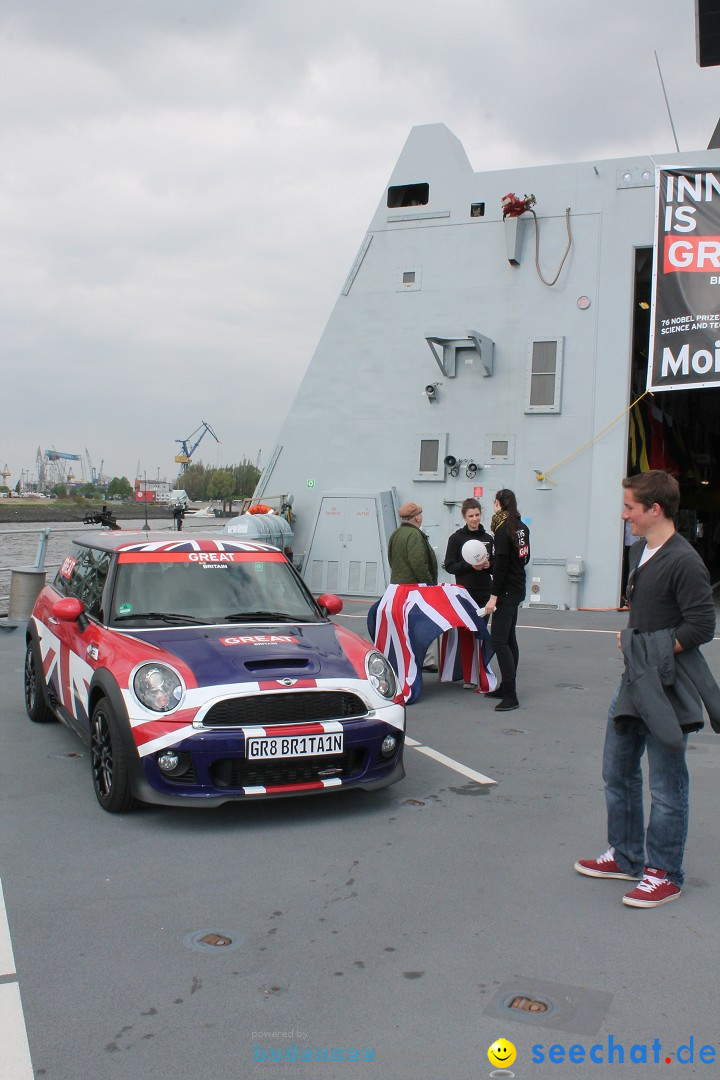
[118,538,276,554]
[367,585,496,704]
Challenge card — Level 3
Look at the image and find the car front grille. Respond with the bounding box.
[209,750,367,789]
[201,691,368,727]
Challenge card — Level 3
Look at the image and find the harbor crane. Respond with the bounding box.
[37,447,82,488]
[174,421,220,473]
[85,448,104,485]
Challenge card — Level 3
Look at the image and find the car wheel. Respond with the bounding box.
[90,699,137,813]
[24,640,56,724]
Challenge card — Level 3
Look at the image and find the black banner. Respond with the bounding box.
[648,168,720,392]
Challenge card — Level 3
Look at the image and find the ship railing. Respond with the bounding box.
[0,526,79,618]
[0,520,227,617]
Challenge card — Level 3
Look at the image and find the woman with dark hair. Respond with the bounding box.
[443,498,494,613]
[443,498,494,689]
[484,489,531,712]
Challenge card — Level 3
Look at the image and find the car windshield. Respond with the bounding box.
[109,554,321,627]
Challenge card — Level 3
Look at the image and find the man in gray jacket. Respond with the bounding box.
[575,470,716,907]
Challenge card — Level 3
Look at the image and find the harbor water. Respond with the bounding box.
[0,518,225,617]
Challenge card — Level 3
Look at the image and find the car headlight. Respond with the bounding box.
[133,663,184,712]
[380,734,398,757]
[365,650,397,700]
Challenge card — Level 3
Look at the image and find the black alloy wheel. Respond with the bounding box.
[90,699,137,813]
[24,640,55,724]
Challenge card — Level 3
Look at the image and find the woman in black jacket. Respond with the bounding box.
[443,497,494,614]
[484,489,531,712]
[443,498,494,689]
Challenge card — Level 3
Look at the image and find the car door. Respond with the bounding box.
[52,547,111,732]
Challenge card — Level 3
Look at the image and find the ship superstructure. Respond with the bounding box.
[256,124,720,609]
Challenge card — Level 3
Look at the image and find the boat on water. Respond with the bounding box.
[184,505,219,518]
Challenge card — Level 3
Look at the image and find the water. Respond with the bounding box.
[0,518,226,615]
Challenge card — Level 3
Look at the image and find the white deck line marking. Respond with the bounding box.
[405,735,496,785]
[0,880,33,1080]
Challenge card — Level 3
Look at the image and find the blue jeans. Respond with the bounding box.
[602,689,689,887]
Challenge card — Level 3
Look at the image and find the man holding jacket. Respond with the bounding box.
[575,470,718,908]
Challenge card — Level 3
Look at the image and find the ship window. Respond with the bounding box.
[397,266,422,291]
[387,183,429,208]
[420,440,439,471]
[525,338,564,414]
[486,434,515,464]
[414,432,448,481]
[471,202,485,217]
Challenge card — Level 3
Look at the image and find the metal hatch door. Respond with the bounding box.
[306,496,386,596]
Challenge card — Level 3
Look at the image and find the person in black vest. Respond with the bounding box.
[483,489,531,712]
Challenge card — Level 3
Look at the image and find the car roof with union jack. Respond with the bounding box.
[73,531,282,556]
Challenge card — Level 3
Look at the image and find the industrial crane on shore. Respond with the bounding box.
[85,448,105,485]
[174,421,220,473]
[37,447,82,487]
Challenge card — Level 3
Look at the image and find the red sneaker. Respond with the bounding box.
[574,848,641,881]
[622,869,681,908]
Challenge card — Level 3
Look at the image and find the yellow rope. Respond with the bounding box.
[535,389,650,483]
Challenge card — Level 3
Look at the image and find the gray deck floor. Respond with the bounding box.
[1,606,719,1079]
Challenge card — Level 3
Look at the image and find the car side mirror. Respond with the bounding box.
[53,596,89,630]
[317,593,343,616]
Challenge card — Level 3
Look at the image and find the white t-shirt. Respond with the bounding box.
[638,543,661,567]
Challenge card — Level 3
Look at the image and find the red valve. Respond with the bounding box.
[501,192,537,219]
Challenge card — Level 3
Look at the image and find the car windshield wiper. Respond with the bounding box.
[114,612,207,625]
[223,610,307,622]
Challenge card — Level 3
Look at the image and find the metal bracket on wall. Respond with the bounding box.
[504,213,527,265]
[425,332,494,378]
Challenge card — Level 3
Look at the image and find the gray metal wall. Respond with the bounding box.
[257,124,720,606]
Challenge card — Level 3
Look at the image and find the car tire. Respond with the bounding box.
[90,698,137,813]
[24,639,56,724]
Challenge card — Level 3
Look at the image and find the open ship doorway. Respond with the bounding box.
[625,246,720,601]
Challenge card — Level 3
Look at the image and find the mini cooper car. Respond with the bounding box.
[24,533,404,812]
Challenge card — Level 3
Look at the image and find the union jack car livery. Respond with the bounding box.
[24,533,404,812]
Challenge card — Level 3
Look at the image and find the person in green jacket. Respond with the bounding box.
[387,502,438,585]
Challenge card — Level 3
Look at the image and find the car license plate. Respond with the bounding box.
[245,733,344,760]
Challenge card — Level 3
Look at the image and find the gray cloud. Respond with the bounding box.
[1,0,719,484]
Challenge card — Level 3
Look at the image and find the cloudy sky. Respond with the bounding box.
[3,0,720,488]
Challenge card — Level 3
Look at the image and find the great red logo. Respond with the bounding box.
[220,635,299,646]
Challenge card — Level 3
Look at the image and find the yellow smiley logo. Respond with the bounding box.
[488,1039,517,1068]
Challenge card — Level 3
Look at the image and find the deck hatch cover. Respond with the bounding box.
[484,976,612,1036]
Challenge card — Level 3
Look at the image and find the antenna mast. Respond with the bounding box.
[654,50,680,153]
